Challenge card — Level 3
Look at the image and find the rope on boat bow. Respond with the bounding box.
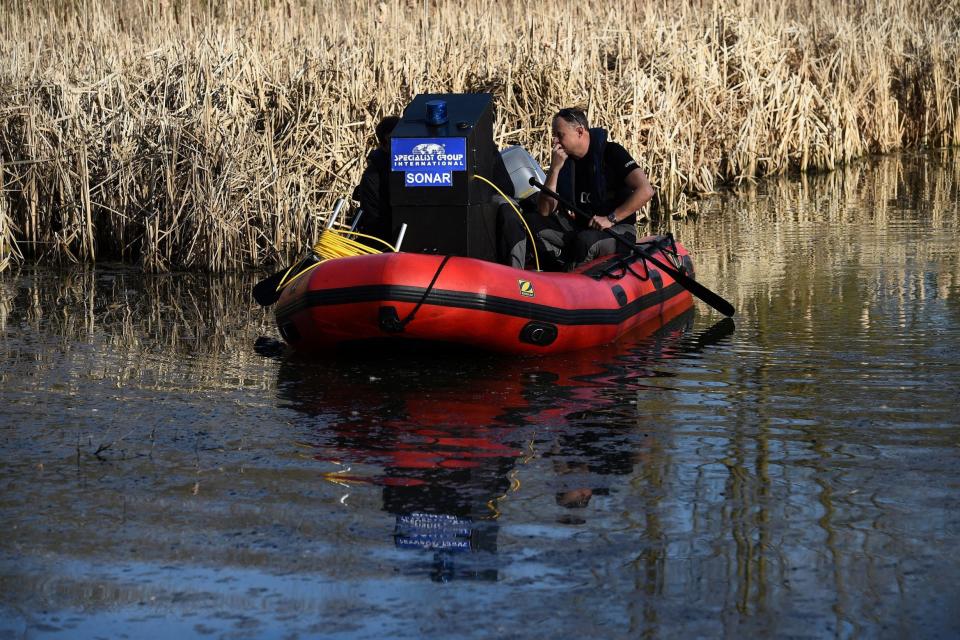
[273,225,397,295]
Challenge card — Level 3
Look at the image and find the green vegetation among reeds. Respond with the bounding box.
[1,0,957,271]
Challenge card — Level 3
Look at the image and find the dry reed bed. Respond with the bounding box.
[0,0,957,271]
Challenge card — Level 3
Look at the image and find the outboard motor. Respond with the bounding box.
[499,145,546,202]
[389,93,513,261]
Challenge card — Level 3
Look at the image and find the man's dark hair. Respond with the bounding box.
[375,115,401,146]
[556,107,589,129]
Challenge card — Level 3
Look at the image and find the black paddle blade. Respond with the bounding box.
[252,269,288,307]
[631,247,735,317]
[672,268,736,317]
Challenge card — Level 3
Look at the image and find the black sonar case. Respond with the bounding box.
[389,93,512,261]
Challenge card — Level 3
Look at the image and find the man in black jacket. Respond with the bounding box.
[500,108,653,269]
[352,115,400,243]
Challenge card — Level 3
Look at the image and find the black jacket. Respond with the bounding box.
[351,148,392,242]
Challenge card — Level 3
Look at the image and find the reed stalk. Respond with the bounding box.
[1,0,957,271]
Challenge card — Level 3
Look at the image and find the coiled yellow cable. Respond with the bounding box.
[314,228,396,258]
[276,173,539,294]
[276,225,396,292]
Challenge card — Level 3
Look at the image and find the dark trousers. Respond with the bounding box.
[498,203,636,270]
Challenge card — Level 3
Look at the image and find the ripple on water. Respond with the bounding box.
[3,154,960,638]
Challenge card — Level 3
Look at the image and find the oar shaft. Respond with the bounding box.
[528,178,735,317]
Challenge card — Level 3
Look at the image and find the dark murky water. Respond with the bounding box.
[2,153,959,638]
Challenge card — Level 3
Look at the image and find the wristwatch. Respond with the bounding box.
[606,212,618,224]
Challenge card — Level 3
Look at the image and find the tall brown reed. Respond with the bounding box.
[1,0,957,271]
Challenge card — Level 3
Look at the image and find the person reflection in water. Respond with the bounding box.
[544,399,651,523]
[383,452,517,582]
[500,356,656,525]
[277,358,523,582]
[278,316,708,578]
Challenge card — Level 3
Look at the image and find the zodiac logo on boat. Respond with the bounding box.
[518,279,535,298]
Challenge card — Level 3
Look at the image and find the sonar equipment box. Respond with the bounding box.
[389,93,512,261]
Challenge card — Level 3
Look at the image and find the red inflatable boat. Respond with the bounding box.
[273,234,697,355]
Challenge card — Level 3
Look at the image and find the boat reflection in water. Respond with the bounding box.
[275,311,734,582]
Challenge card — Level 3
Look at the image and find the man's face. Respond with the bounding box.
[552,117,589,158]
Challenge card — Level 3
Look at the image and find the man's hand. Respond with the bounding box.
[590,214,614,230]
[550,142,568,169]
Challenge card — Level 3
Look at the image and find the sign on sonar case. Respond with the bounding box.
[392,137,467,188]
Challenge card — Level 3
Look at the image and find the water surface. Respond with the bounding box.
[1,153,959,638]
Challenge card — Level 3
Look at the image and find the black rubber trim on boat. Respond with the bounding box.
[279,322,300,343]
[276,281,686,327]
[649,269,663,290]
[582,252,637,279]
[379,306,403,333]
[583,241,668,281]
[581,245,658,279]
[611,285,628,307]
[519,321,558,347]
[381,255,452,333]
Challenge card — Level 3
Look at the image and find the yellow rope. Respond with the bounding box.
[274,225,397,293]
[276,259,321,290]
[276,174,538,295]
[314,228,396,258]
[472,174,540,272]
